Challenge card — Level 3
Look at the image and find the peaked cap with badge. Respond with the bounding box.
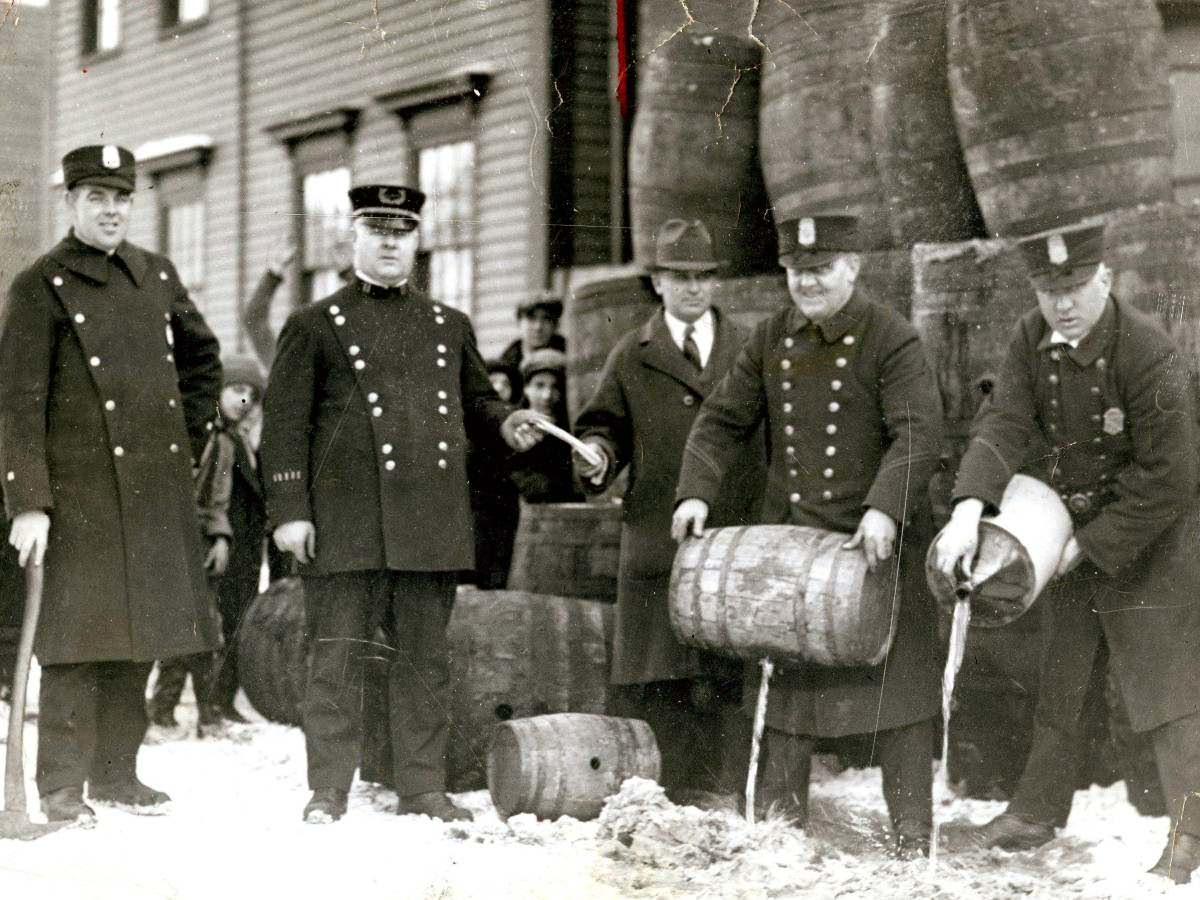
[62,143,137,192]
[1016,223,1105,291]
[777,214,864,269]
[349,183,425,223]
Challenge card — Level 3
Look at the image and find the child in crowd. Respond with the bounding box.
[508,348,582,504]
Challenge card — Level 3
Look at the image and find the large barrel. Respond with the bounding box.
[637,0,758,57]
[236,577,309,726]
[869,0,985,245]
[947,0,1173,237]
[629,26,775,274]
[564,276,659,418]
[507,501,622,602]
[360,587,615,792]
[669,525,899,667]
[488,713,660,821]
[756,0,892,248]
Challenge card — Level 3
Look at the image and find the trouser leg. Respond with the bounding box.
[88,661,153,787]
[302,571,385,792]
[875,717,934,832]
[36,662,99,795]
[148,657,188,717]
[388,571,456,797]
[212,570,258,709]
[758,726,814,823]
[1150,711,1200,838]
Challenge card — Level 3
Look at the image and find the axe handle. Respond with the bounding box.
[4,561,42,815]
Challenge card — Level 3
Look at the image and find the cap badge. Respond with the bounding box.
[798,217,816,247]
[1102,407,1125,436]
[1047,234,1069,266]
[379,187,407,206]
[102,145,122,170]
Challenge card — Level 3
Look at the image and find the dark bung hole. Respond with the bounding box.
[495,703,513,721]
[589,756,601,770]
[977,375,995,397]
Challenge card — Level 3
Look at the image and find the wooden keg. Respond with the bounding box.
[507,501,621,602]
[947,0,1173,238]
[564,276,658,419]
[869,0,985,245]
[361,587,615,792]
[756,0,892,247]
[629,26,775,274]
[637,0,758,57]
[236,577,309,726]
[669,525,899,668]
[488,713,661,821]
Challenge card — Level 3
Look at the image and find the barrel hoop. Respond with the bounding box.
[967,138,1173,192]
[805,533,843,666]
[545,716,569,819]
[714,526,753,654]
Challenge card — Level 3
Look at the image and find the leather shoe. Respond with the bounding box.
[893,823,931,860]
[1149,831,1200,884]
[41,786,96,824]
[90,779,172,810]
[972,812,1055,850]
[397,791,471,822]
[303,788,348,824]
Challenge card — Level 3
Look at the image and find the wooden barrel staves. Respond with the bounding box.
[629,26,775,275]
[636,0,758,58]
[756,0,892,248]
[669,525,899,668]
[236,577,309,726]
[947,0,1173,238]
[488,713,661,821]
[507,501,621,602]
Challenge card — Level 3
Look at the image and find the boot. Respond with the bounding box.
[396,791,471,822]
[893,821,931,860]
[972,811,1056,850]
[1149,832,1200,884]
[303,788,348,824]
[40,786,96,824]
[90,778,172,811]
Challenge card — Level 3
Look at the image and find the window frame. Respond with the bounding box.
[80,0,122,61]
[159,0,211,37]
[145,145,213,314]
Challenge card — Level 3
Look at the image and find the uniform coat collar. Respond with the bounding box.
[786,289,869,343]
[1035,296,1116,368]
[48,230,146,286]
[637,306,736,396]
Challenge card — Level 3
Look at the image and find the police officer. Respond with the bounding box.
[261,184,546,825]
[933,223,1200,883]
[672,215,944,858]
[0,144,222,822]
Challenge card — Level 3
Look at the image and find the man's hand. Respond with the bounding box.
[573,438,608,485]
[671,499,710,542]
[205,536,231,576]
[267,240,297,278]
[1055,536,1084,577]
[9,510,49,568]
[274,520,316,565]
[933,498,984,580]
[843,508,898,571]
[501,409,550,452]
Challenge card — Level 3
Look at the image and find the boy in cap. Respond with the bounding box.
[672,214,943,856]
[499,291,567,405]
[0,144,221,820]
[933,222,1200,882]
[507,348,580,504]
[573,219,764,803]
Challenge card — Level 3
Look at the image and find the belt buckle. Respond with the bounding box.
[1066,492,1093,515]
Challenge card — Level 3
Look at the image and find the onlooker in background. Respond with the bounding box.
[573,219,764,803]
[499,292,566,405]
[508,348,582,504]
[486,359,521,404]
[0,145,221,822]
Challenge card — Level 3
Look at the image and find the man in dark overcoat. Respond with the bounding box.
[573,219,764,801]
[933,223,1200,884]
[0,145,221,822]
[673,215,944,857]
[261,184,546,825]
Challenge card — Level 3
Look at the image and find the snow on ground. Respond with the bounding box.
[2,673,1198,900]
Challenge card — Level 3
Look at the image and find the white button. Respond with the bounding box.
[438,459,448,470]
[835,357,847,368]
[438,441,448,451]
[166,352,174,363]
[330,305,340,316]
[831,380,842,391]
[781,360,791,371]
[784,337,794,349]
[436,316,445,325]
[52,276,64,287]
[90,356,101,367]
[433,305,443,314]
[822,490,833,500]
[437,344,447,353]
[74,313,85,324]
[164,312,171,321]
[438,405,448,415]
[784,425,794,436]
[826,424,837,435]
[824,468,834,478]
[385,460,396,471]
[6,472,13,481]
[789,493,801,503]
[783,403,793,413]
[169,443,179,453]
[349,345,360,356]
[372,407,383,417]
[786,446,795,456]
[368,392,379,403]
[382,443,393,454]
[781,381,792,391]
[437,359,447,368]
[354,360,366,370]
[168,399,177,408]
[159,271,169,281]
[105,400,116,411]
[335,316,346,326]
[789,469,799,478]
[437,390,448,400]
[843,335,855,346]
[829,402,840,412]
[825,446,836,457]
[113,446,125,457]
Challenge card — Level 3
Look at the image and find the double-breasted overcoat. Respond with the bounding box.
[0,232,222,665]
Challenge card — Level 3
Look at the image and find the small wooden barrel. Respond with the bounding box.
[947,0,1173,237]
[488,713,661,821]
[507,501,622,602]
[564,276,658,419]
[669,525,899,668]
[869,0,985,245]
[756,0,892,247]
[236,577,309,726]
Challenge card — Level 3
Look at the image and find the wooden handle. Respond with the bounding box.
[4,561,44,815]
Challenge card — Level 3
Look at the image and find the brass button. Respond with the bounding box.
[826,424,837,435]
[790,469,799,478]
[784,337,795,349]
[1092,437,1102,444]
[159,271,169,281]
[330,305,341,315]
[1050,350,1061,362]
[831,380,842,391]
[437,359,447,368]
[789,492,801,503]
[783,403,793,413]
[823,468,834,479]
[1090,386,1101,395]
[438,459,448,470]
[74,313,85,324]
[5,472,12,481]
[683,395,696,406]
[1091,414,1101,422]
[438,390,448,400]
[829,402,840,413]
[53,276,64,287]
[90,356,101,367]
[1096,358,1106,369]
[105,400,116,411]
[784,425,794,436]
[382,444,393,455]
[781,360,792,371]
[349,345,360,356]
[166,352,174,363]
[1049,399,1058,407]
[835,357,847,368]
[354,360,366,371]
[786,446,796,456]
[385,460,396,471]
[436,316,445,325]
[169,443,179,453]
[368,392,379,403]
[437,344,447,353]
[782,381,792,391]
[843,335,855,346]
[438,405,449,415]
[168,399,176,408]
[438,441,448,451]
[433,305,443,314]
[372,407,383,417]
[825,446,836,457]
[113,446,124,457]
[335,316,346,326]
[1048,374,1059,385]
[822,490,833,500]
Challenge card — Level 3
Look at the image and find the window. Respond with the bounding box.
[161,0,209,29]
[153,159,209,314]
[82,0,120,56]
[302,167,352,302]
[417,142,475,312]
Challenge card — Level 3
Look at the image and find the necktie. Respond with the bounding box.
[682,324,703,371]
